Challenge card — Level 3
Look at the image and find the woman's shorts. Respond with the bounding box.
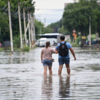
[58,58,70,65]
[42,60,52,67]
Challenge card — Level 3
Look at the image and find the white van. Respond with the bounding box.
[39,38,47,47]
[36,38,57,47]
[35,39,40,46]
[35,38,47,47]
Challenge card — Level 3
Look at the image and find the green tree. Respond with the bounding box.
[0,12,9,42]
[44,27,53,33]
[35,19,44,38]
[0,0,35,45]
[47,19,62,32]
[58,26,69,35]
[63,0,99,36]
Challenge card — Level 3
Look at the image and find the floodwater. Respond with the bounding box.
[0,47,100,100]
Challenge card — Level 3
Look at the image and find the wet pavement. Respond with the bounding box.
[0,47,100,100]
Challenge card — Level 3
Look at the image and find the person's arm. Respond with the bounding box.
[52,49,58,54]
[69,48,76,60]
[55,44,59,54]
[41,51,43,63]
[55,49,58,53]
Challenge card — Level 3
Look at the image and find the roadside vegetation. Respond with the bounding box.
[0,0,100,51]
[0,48,4,52]
[23,46,30,52]
[44,0,100,46]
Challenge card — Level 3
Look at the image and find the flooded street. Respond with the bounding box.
[0,47,100,100]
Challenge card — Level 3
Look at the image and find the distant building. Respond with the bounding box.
[85,0,100,5]
[97,1,100,5]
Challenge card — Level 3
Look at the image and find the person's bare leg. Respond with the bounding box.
[48,66,52,75]
[58,65,63,75]
[44,66,47,75]
[65,64,70,75]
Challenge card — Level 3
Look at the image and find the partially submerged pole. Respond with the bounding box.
[28,13,31,48]
[23,9,27,46]
[18,1,23,51]
[89,16,91,47]
[8,0,13,53]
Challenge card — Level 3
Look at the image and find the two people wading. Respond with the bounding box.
[41,36,76,75]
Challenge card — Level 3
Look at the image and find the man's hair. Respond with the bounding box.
[60,36,65,41]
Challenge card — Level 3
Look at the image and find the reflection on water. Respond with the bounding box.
[0,47,100,99]
[10,54,13,64]
[59,76,70,99]
[42,76,53,100]
[0,50,37,64]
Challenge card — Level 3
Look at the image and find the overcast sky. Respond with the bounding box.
[34,0,74,26]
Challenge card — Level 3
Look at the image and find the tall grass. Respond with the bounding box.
[23,46,30,52]
[0,47,4,51]
[70,42,80,47]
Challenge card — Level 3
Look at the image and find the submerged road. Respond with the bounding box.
[0,47,100,100]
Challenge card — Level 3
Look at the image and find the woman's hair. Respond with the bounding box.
[45,41,50,48]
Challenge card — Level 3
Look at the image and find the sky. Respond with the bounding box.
[34,0,74,26]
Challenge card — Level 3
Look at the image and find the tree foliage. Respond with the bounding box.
[58,26,69,35]
[0,0,35,43]
[0,12,9,42]
[43,27,53,33]
[63,0,100,36]
[35,19,44,35]
[47,20,62,33]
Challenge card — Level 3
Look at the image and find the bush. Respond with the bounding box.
[13,35,20,48]
[0,47,4,51]
[23,46,30,52]
[71,42,80,47]
[76,36,81,44]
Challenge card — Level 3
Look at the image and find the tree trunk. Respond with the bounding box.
[18,1,23,50]
[8,0,13,53]
[23,9,27,46]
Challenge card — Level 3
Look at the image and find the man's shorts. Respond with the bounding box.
[58,57,70,65]
[42,60,52,67]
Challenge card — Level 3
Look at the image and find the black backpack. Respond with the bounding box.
[58,42,68,57]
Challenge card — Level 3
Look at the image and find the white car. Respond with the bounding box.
[37,38,47,47]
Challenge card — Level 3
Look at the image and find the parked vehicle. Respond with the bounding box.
[97,38,100,44]
[35,40,40,47]
[38,33,63,43]
[35,38,57,47]
[92,40,98,44]
[37,38,47,47]
[39,40,46,47]
[86,40,100,45]
[47,38,57,46]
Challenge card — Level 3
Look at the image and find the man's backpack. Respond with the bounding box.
[58,42,68,57]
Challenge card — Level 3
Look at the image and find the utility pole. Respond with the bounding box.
[89,16,91,46]
[44,18,46,28]
[8,0,13,53]
[18,1,23,51]
[23,9,27,46]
